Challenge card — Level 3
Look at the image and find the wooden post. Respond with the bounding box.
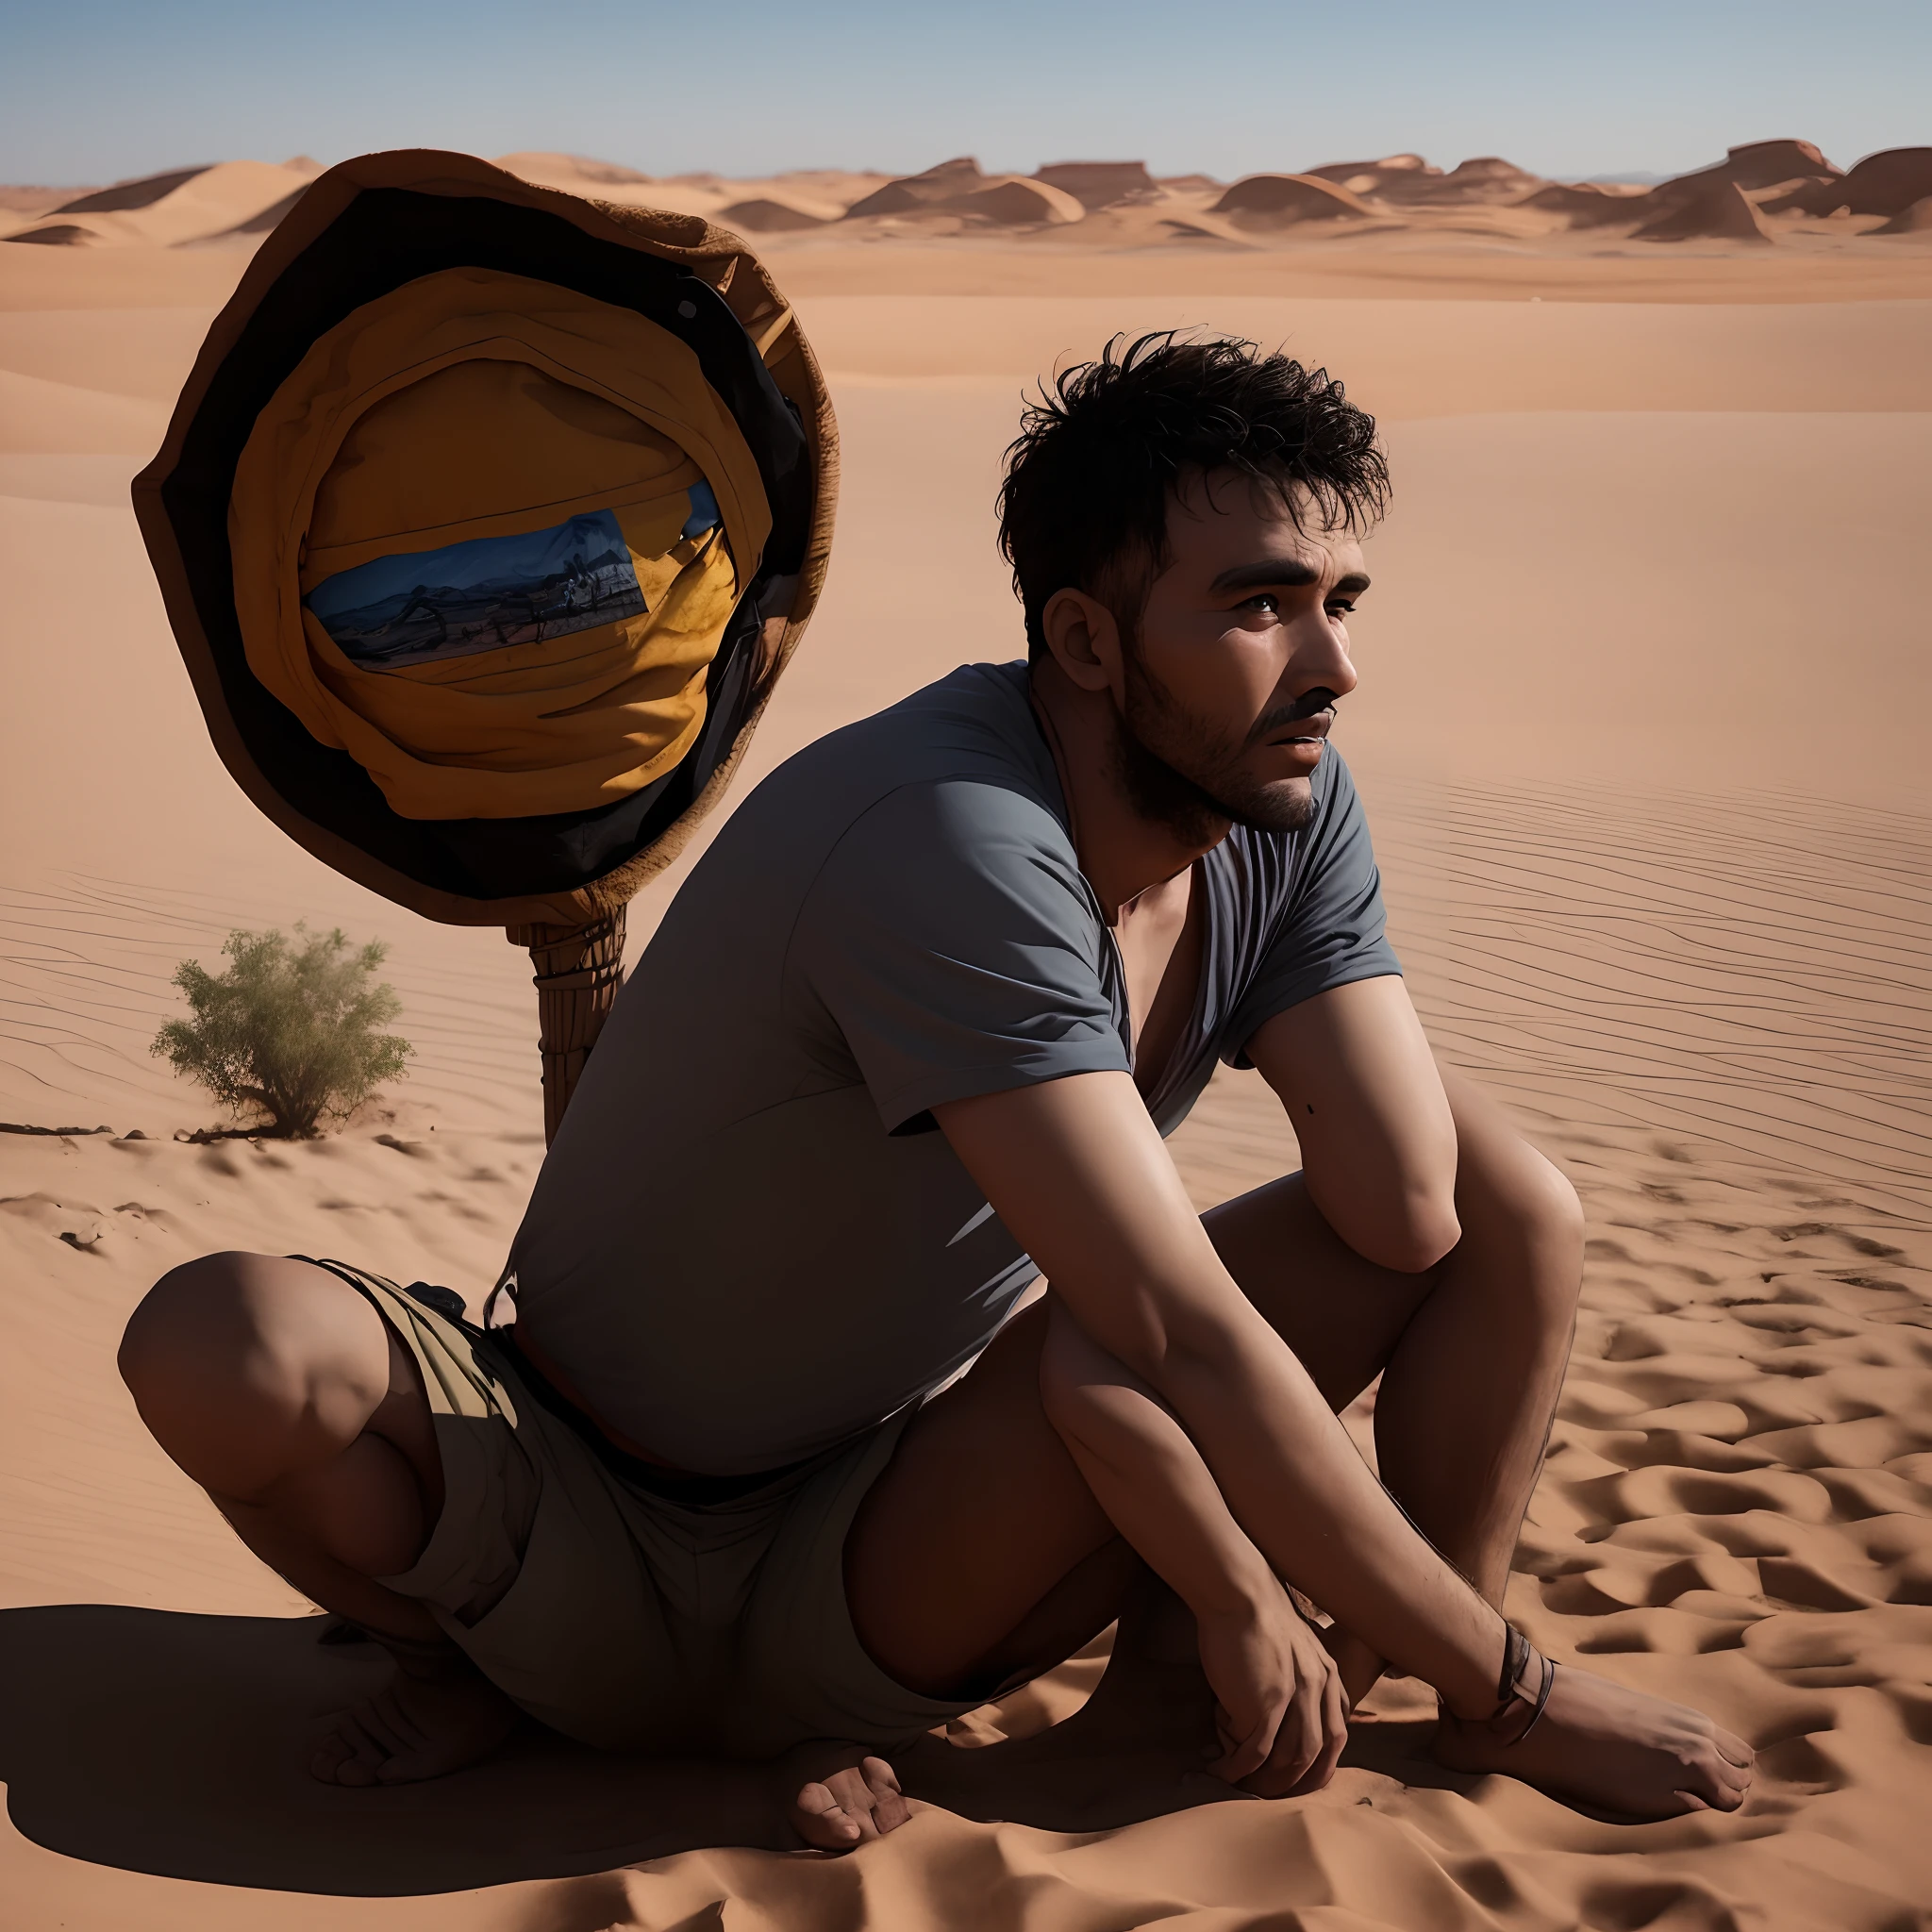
[506,907,627,1145]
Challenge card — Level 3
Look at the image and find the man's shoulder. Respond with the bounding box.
[809,658,1045,780]
[747,658,1059,837]
[670,660,1066,909]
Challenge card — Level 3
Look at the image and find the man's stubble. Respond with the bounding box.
[1113,636,1318,844]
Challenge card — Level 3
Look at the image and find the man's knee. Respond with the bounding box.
[1505,1141,1585,1263]
[119,1252,387,1496]
[1453,1122,1585,1310]
[1497,1145,1585,1310]
[120,1251,258,1401]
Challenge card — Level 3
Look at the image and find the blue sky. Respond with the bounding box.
[2,0,1924,187]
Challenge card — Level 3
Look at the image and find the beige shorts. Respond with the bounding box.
[317,1261,975,1758]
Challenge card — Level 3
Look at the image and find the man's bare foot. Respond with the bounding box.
[779,1743,912,1850]
[310,1665,521,1786]
[894,1581,1246,1833]
[1434,1660,1755,1819]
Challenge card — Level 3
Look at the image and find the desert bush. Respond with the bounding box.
[152,924,411,1137]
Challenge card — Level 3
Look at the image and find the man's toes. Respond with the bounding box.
[1711,1754,1753,1803]
[1714,1726,1756,1770]
[826,1769,892,1839]
[794,1779,862,1847]
[824,1766,888,1839]
[859,1756,911,1834]
[1678,1748,1747,1811]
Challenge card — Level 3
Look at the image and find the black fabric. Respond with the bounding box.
[157,188,812,902]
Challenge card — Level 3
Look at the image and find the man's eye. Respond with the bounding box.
[1242,592,1280,613]
[1327,599,1357,617]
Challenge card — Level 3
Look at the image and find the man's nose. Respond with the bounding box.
[1287,607,1358,701]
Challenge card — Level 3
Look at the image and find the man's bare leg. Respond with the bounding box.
[848,1080,1753,1820]
[1204,1068,1584,1703]
[843,1296,1237,1824]
[850,1074,1568,1708]
[119,1254,521,1788]
[120,1253,913,1846]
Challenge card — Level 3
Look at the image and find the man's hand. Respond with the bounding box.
[1198,1583,1349,1796]
[1039,1293,1351,1797]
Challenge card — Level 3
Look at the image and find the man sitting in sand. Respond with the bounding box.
[120,335,1753,1846]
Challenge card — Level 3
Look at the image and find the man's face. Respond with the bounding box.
[1113,471,1368,841]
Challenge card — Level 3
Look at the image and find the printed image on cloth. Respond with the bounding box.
[304,487,723,671]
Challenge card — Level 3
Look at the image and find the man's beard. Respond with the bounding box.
[1113,643,1321,841]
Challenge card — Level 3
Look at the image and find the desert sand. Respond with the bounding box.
[2,144,1929,1929]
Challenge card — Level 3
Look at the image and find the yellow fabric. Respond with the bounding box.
[229,268,772,819]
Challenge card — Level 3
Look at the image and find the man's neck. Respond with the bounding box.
[1026,656,1229,921]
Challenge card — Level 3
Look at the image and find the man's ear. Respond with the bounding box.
[1041,588,1124,697]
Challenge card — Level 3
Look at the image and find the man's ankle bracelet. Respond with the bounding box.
[1485,1625,1557,1744]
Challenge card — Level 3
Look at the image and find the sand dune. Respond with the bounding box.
[1305,152,1434,191]
[9,140,1928,263]
[48,165,215,216]
[495,151,883,224]
[836,157,1084,229]
[0,368,169,454]
[1212,173,1375,225]
[1,160,317,248]
[1671,139,1841,194]
[3,194,1930,1929]
[1309,154,1549,208]
[1519,179,1655,227]
[214,186,308,237]
[714,196,831,233]
[1034,160,1158,208]
[1763,146,1932,218]
[950,176,1084,225]
[1879,196,1932,234]
[497,152,654,189]
[0,187,99,218]
[1633,177,1778,244]
[778,136,1924,253]
[1417,156,1546,202]
[843,155,989,217]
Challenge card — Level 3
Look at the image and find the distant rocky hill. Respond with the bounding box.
[6,141,1925,252]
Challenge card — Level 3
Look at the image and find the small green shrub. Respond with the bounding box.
[152,924,412,1138]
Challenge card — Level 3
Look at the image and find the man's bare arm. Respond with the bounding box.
[935,1071,1504,1718]
[1245,975,1458,1273]
[935,1071,1755,1821]
[1039,1298,1347,1792]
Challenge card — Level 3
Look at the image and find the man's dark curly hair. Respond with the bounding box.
[996,332,1389,660]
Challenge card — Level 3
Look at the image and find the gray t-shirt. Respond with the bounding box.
[508,660,1399,1472]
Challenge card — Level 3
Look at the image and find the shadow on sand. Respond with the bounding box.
[0,1606,782,1895]
[0,1603,1460,1897]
